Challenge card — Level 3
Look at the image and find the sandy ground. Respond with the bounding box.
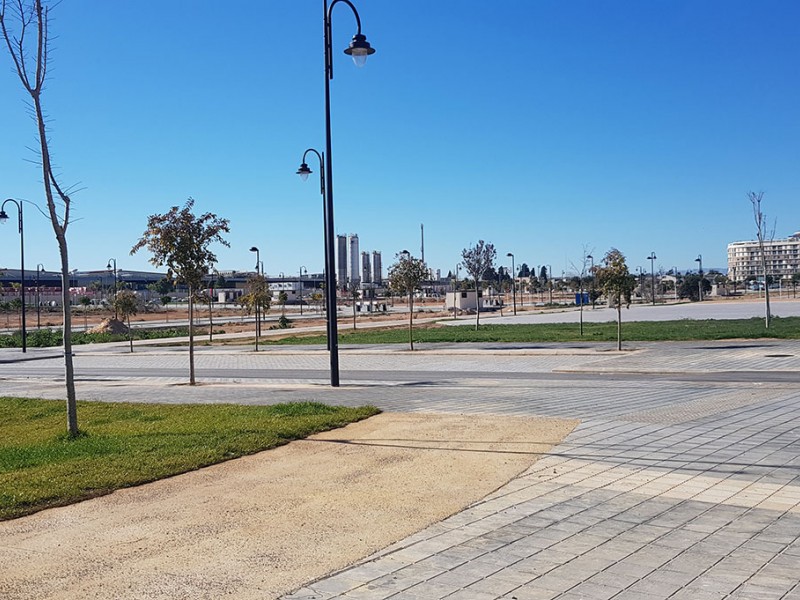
[0,413,577,600]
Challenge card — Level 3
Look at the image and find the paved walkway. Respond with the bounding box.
[3,340,800,599]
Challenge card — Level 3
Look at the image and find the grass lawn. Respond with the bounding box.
[267,316,800,345]
[0,398,379,520]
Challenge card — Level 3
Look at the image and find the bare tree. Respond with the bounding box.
[749,191,773,329]
[131,199,229,384]
[1,0,79,435]
[461,240,496,331]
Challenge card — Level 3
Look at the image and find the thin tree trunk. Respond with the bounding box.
[617,301,622,351]
[208,299,213,342]
[409,296,414,350]
[475,280,480,331]
[59,249,78,435]
[128,315,133,353]
[188,287,195,385]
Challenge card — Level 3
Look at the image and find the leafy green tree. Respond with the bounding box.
[131,198,229,384]
[78,296,91,330]
[388,253,429,350]
[112,289,139,353]
[160,295,172,322]
[518,263,530,278]
[239,273,270,351]
[278,290,289,316]
[348,284,360,330]
[462,240,496,330]
[595,248,636,351]
[678,274,712,302]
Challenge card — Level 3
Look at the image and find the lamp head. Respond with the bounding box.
[106,261,112,270]
[343,33,375,67]
[249,246,259,253]
[296,162,312,181]
[0,209,8,223]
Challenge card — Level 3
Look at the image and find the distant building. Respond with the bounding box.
[361,251,371,284]
[372,251,382,284]
[727,232,800,281]
[337,235,348,287]
[349,234,360,286]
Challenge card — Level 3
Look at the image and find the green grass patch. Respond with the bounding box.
[0,326,218,348]
[0,397,379,520]
[267,316,800,345]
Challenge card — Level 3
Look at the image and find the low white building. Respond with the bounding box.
[444,290,481,312]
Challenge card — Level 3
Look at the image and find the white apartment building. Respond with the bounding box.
[727,232,800,281]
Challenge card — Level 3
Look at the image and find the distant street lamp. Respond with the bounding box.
[695,254,704,301]
[548,264,553,305]
[297,148,331,339]
[249,246,261,346]
[314,0,376,387]
[299,266,307,315]
[1,198,26,352]
[506,252,517,316]
[106,258,118,318]
[587,254,595,309]
[36,264,45,328]
[647,252,657,306]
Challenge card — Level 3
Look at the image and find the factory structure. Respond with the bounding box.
[336,234,382,290]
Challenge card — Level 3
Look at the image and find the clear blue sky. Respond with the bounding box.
[1,0,798,279]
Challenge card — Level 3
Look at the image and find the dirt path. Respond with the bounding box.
[0,413,576,600]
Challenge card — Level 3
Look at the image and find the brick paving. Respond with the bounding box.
[2,340,800,599]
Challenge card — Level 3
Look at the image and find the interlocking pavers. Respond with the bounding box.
[5,340,800,599]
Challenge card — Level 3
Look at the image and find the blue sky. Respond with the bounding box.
[1,0,798,279]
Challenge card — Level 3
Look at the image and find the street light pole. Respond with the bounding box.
[695,254,703,301]
[299,266,307,315]
[297,149,328,337]
[548,264,553,305]
[36,264,44,328]
[647,252,657,306]
[1,199,26,352]
[587,254,595,309]
[106,258,118,318]
[249,246,261,349]
[506,252,516,316]
[320,0,376,387]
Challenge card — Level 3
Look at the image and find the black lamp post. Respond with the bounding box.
[695,254,703,301]
[647,252,657,306]
[506,252,517,316]
[548,264,553,304]
[587,254,595,309]
[317,0,375,387]
[36,263,44,328]
[249,246,261,348]
[297,148,330,338]
[299,266,307,315]
[106,258,118,318]
[1,199,26,352]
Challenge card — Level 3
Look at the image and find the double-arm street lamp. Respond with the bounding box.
[297,0,375,388]
[647,252,657,306]
[0,199,26,352]
[106,258,118,318]
[695,254,703,301]
[506,252,517,316]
